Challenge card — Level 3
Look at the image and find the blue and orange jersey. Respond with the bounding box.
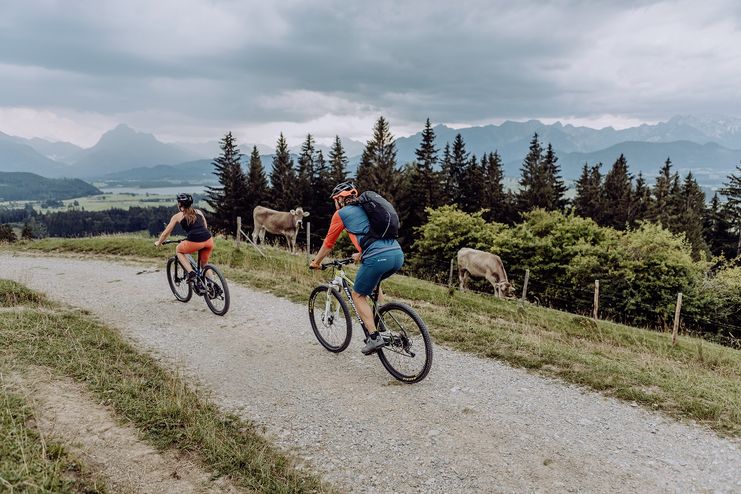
[322,204,401,259]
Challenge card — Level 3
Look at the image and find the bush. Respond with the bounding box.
[410,206,502,281]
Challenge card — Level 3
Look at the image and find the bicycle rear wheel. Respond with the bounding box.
[167,257,192,302]
[376,302,432,383]
[308,285,352,352]
[202,264,230,316]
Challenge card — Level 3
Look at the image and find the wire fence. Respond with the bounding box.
[235,219,741,349]
[399,254,741,349]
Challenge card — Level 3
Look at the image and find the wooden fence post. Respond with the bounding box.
[593,280,600,321]
[448,258,455,289]
[236,216,241,249]
[306,221,311,265]
[521,269,530,304]
[672,292,683,346]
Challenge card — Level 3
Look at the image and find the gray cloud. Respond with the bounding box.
[1,0,739,145]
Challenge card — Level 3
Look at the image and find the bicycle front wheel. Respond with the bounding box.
[202,264,230,316]
[308,285,352,352]
[376,302,433,383]
[167,257,192,302]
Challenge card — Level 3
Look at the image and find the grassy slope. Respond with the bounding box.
[0,278,333,493]
[3,236,740,436]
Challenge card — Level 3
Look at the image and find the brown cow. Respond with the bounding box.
[252,206,309,254]
[457,247,513,298]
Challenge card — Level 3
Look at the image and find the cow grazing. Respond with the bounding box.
[457,247,513,298]
[252,206,309,254]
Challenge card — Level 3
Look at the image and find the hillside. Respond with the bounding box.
[0,171,101,201]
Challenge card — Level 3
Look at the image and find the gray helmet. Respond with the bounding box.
[330,181,358,199]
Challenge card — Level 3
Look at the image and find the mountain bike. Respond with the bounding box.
[162,239,230,316]
[308,258,432,383]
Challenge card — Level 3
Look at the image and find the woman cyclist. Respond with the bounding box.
[154,193,214,286]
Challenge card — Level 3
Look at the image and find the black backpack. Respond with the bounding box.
[351,191,400,250]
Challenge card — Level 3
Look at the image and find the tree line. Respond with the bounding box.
[206,117,741,261]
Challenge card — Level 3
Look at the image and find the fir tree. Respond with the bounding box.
[678,172,709,258]
[205,131,248,234]
[517,133,543,213]
[296,134,316,210]
[310,149,335,243]
[517,133,565,213]
[706,192,737,258]
[601,154,633,229]
[460,154,484,213]
[541,143,567,210]
[413,118,441,209]
[440,133,469,205]
[355,116,399,201]
[245,145,270,226]
[328,135,349,185]
[439,143,455,203]
[631,172,652,225]
[719,164,741,257]
[574,162,603,221]
[270,133,297,211]
[481,151,507,223]
[399,119,441,248]
[649,157,680,230]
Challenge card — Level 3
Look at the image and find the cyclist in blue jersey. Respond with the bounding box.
[310,182,404,355]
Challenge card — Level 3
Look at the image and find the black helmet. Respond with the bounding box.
[176,193,193,208]
[330,181,358,200]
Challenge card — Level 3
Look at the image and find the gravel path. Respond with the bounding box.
[2,253,739,493]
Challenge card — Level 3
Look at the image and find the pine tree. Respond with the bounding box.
[439,133,469,206]
[631,172,652,225]
[481,151,507,223]
[310,149,335,244]
[649,157,680,230]
[399,119,441,248]
[328,135,349,185]
[245,145,270,226]
[355,116,399,201]
[413,118,441,209]
[513,138,565,215]
[439,142,455,203]
[706,192,737,258]
[270,133,297,211]
[719,164,741,257]
[601,154,633,229]
[574,162,603,221]
[678,172,709,257]
[205,131,248,234]
[296,134,316,210]
[460,154,484,213]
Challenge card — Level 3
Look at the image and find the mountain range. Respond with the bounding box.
[1,116,740,187]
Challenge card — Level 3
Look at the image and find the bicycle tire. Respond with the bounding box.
[167,257,192,302]
[308,285,352,352]
[376,302,433,383]
[202,264,230,316]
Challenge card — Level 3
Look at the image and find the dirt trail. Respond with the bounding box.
[5,368,239,494]
[1,253,739,494]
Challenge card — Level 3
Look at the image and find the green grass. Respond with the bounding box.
[0,382,106,493]
[0,279,334,493]
[4,236,741,436]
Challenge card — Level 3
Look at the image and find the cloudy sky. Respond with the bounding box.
[1,0,740,147]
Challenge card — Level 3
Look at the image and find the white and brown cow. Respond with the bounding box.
[252,206,309,254]
[457,247,513,298]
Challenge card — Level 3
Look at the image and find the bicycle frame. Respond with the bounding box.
[325,263,380,339]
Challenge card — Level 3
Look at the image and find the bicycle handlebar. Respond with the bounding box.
[320,258,354,270]
[161,239,185,245]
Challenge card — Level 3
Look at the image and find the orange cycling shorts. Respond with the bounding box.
[176,237,214,266]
